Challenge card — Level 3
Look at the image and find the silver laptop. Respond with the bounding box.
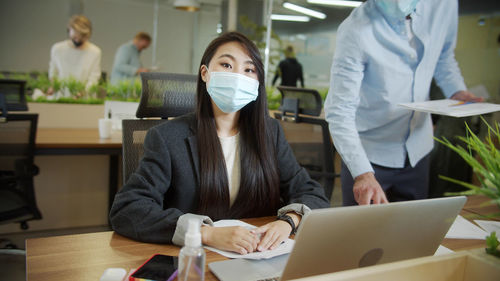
[209,196,466,281]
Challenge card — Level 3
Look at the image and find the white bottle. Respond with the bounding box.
[178,219,206,281]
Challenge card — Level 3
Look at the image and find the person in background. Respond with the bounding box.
[48,15,101,94]
[110,32,329,254]
[110,32,152,85]
[324,0,483,206]
[272,46,304,88]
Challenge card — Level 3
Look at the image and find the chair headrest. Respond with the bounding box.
[277,86,322,117]
[136,72,198,118]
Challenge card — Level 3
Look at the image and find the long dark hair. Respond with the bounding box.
[196,32,280,220]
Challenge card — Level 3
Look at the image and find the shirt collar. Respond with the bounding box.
[372,0,420,35]
[129,41,140,52]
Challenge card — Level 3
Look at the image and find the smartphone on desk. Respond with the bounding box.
[129,254,178,281]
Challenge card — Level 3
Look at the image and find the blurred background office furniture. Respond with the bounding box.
[122,72,197,183]
[0,85,41,231]
[0,79,28,113]
[273,86,338,200]
[0,114,41,230]
[0,89,41,281]
[34,128,122,211]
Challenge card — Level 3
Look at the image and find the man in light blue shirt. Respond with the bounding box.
[324,0,482,206]
[110,32,151,84]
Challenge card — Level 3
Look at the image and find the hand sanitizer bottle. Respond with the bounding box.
[178,219,206,281]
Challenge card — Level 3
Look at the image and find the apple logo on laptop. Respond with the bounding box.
[358,248,384,268]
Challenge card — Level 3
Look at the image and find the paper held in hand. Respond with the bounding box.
[204,219,295,260]
[398,99,500,117]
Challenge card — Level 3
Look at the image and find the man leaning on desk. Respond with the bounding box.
[324,0,483,206]
[110,32,151,85]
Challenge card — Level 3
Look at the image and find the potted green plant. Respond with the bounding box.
[435,118,500,257]
[62,77,86,99]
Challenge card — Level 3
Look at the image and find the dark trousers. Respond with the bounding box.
[340,155,430,206]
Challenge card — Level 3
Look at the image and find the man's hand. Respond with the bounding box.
[353,172,388,205]
[200,226,259,255]
[450,90,483,103]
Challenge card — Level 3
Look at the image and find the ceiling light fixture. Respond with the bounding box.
[283,2,326,19]
[173,0,200,12]
[271,14,311,22]
[307,0,362,8]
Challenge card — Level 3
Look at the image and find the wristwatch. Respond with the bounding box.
[277,214,297,235]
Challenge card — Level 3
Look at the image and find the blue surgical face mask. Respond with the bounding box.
[206,71,259,113]
[374,0,419,19]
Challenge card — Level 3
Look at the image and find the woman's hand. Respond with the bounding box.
[201,226,259,255]
[253,213,301,252]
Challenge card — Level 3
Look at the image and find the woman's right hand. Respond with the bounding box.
[200,226,259,255]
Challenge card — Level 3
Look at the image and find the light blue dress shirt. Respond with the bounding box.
[324,0,467,178]
[110,41,142,85]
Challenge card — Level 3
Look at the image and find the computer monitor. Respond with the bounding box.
[0,79,28,112]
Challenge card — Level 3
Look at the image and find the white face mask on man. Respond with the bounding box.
[374,0,419,19]
[206,71,260,113]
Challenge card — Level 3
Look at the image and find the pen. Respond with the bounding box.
[450,101,475,106]
[166,269,178,281]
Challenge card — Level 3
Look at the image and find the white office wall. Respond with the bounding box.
[0,0,68,72]
[0,0,222,75]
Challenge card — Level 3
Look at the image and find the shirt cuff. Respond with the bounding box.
[345,155,374,179]
[172,213,214,246]
[278,203,311,222]
[440,81,467,99]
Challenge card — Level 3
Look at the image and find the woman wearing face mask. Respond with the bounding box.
[48,14,102,96]
[110,32,330,254]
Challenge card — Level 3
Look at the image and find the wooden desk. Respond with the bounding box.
[35,128,122,210]
[461,195,500,221]
[26,196,498,281]
[442,195,499,251]
[26,217,270,281]
[36,128,122,152]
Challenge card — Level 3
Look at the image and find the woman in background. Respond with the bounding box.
[110,32,329,255]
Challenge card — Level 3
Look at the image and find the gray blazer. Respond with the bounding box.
[110,113,330,244]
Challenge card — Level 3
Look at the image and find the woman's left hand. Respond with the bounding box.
[252,220,291,252]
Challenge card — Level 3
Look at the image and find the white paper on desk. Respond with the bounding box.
[445,215,489,240]
[434,245,454,256]
[204,219,295,260]
[398,99,500,117]
[474,220,500,241]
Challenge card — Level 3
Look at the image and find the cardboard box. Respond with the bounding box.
[291,250,500,281]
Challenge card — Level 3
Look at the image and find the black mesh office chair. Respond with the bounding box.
[122,119,168,183]
[0,94,41,230]
[136,72,197,118]
[122,72,198,183]
[274,86,338,200]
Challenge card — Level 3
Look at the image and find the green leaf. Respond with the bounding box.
[434,118,500,204]
[485,232,500,257]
